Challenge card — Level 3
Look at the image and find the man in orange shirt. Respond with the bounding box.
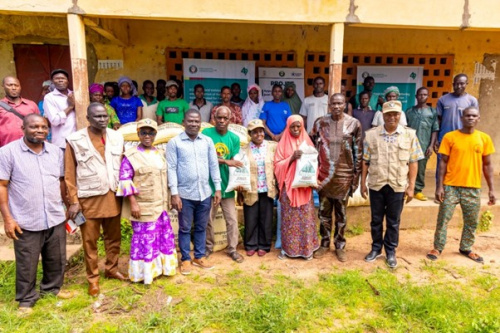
[427,107,495,263]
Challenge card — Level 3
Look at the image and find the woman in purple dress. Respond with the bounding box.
[116,119,177,284]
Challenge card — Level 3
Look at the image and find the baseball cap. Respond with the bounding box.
[136,118,158,131]
[382,100,402,113]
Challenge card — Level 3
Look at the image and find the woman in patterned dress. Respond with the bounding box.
[274,115,319,260]
[116,119,177,284]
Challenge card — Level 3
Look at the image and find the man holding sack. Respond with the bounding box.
[311,93,363,262]
[203,106,245,263]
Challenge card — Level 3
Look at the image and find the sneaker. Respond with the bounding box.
[414,192,428,201]
[364,250,382,262]
[180,260,192,275]
[192,258,214,270]
[386,253,398,268]
[335,248,347,262]
[313,247,328,258]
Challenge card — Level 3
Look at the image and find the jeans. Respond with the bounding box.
[369,185,404,255]
[178,196,212,262]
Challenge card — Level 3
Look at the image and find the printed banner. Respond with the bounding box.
[258,67,305,102]
[356,66,424,111]
[183,59,256,105]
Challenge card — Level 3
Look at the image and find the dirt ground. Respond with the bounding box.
[104,224,500,288]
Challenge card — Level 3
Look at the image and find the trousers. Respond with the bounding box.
[369,185,404,255]
[433,185,481,252]
[80,215,121,283]
[318,194,348,249]
[206,198,240,254]
[243,193,274,252]
[14,223,66,307]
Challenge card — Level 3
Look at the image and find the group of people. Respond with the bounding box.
[0,70,495,314]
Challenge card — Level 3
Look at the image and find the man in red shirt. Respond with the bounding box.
[0,76,39,147]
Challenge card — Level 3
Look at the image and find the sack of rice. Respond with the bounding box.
[347,179,370,207]
[117,122,140,141]
[228,123,250,146]
[211,207,229,252]
[124,141,140,151]
[291,141,318,188]
[153,122,184,145]
[201,122,213,131]
[225,151,251,193]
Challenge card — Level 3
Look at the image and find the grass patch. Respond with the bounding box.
[1,260,500,332]
[345,223,364,237]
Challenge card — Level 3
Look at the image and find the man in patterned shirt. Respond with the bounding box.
[311,93,363,262]
[361,101,424,268]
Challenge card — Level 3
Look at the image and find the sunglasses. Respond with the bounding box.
[139,130,157,137]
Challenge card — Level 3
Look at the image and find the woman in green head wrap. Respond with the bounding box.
[283,82,302,115]
[372,85,407,127]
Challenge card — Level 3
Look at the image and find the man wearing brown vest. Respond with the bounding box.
[361,101,424,268]
[65,102,125,296]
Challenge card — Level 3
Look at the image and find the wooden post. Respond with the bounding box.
[67,14,89,130]
[328,23,345,95]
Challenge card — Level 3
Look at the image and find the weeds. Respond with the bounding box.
[1,261,499,332]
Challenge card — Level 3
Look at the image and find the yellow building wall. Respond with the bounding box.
[3,0,500,29]
[2,15,500,168]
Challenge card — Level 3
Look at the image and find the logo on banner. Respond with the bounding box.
[241,67,248,76]
[279,71,285,77]
[189,65,198,74]
[409,72,417,79]
[361,71,370,79]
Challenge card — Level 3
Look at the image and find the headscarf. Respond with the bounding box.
[274,115,316,207]
[89,83,104,94]
[283,82,302,115]
[118,76,138,96]
[383,86,400,99]
[241,84,264,127]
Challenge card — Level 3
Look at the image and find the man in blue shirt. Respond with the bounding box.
[435,74,478,147]
[167,109,221,275]
[260,84,291,142]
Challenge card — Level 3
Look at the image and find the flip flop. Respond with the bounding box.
[459,249,484,263]
[426,249,441,261]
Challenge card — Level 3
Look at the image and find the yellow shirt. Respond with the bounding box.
[439,130,495,188]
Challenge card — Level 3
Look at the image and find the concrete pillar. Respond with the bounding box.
[328,23,345,95]
[67,14,89,130]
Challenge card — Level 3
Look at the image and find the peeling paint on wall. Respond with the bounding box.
[474,59,496,84]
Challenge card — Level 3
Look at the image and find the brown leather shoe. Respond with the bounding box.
[104,271,128,281]
[88,282,99,297]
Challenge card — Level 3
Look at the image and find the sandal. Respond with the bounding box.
[459,249,484,263]
[426,249,441,261]
[230,251,244,263]
[278,252,287,260]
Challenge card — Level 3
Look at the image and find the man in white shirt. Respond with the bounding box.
[43,69,76,149]
[300,76,329,133]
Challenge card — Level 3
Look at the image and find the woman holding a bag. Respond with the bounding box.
[274,115,320,260]
[236,119,277,257]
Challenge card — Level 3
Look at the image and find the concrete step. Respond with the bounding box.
[0,220,82,261]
